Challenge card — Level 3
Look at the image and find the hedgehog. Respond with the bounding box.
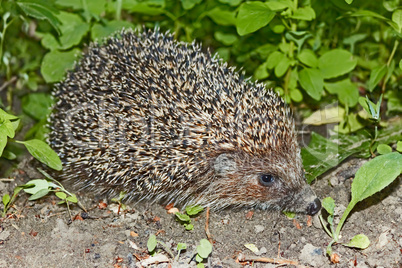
[49,29,321,215]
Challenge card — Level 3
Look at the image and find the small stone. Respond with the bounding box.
[254,225,264,233]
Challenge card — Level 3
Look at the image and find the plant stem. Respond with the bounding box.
[334,200,357,241]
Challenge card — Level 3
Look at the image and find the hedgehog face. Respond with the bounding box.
[208,151,321,215]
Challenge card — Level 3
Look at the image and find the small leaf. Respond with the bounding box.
[392,9,402,32]
[147,234,157,252]
[55,191,67,200]
[351,152,402,204]
[206,7,236,26]
[184,223,194,230]
[298,68,324,100]
[318,49,357,79]
[274,57,291,77]
[66,194,78,203]
[397,141,402,152]
[181,0,202,10]
[290,6,316,21]
[324,79,359,107]
[368,65,387,92]
[197,239,212,259]
[185,205,204,216]
[17,139,62,170]
[266,51,284,69]
[2,194,10,206]
[321,197,335,215]
[236,2,275,36]
[244,243,259,253]
[175,212,191,222]
[343,234,370,249]
[177,243,187,251]
[377,144,392,155]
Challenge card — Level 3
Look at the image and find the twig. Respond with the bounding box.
[205,206,213,244]
[237,253,300,266]
[0,76,17,92]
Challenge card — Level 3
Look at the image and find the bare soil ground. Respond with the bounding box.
[0,157,401,268]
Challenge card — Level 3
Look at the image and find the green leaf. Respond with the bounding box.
[324,79,359,107]
[181,0,202,10]
[41,49,81,83]
[22,179,50,194]
[29,188,50,200]
[298,49,318,67]
[321,197,335,215]
[22,93,53,121]
[290,6,316,21]
[218,0,241,6]
[196,239,212,259]
[2,194,10,206]
[348,10,399,32]
[397,141,402,152]
[265,0,291,11]
[274,56,290,77]
[17,0,61,34]
[236,2,275,36]
[122,1,164,15]
[206,7,236,26]
[266,51,284,69]
[185,205,204,216]
[392,9,402,32]
[55,191,67,200]
[377,144,392,154]
[175,212,191,222]
[318,49,357,79]
[344,234,370,249]
[368,65,387,92]
[351,152,402,203]
[17,139,62,170]
[214,32,238,46]
[147,234,157,252]
[91,20,133,41]
[0,109,19,121]
[185,223,194,230]
[66,194,78,203]
[177,243,187,251]
[298,68,324,100]
[290,88,303,102]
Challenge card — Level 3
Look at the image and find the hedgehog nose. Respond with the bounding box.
[307,198,321,216]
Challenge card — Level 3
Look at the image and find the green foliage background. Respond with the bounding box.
[0,0,401,176]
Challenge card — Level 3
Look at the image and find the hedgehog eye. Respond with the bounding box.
[259,174,275,186]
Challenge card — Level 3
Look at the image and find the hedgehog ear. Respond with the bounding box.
[213,153,237,176]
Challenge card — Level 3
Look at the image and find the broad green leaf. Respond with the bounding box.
[23,179,50,195]
[147,234,157,252]
[392,9,402,32]
[0,109,18,121]
[377,144,392,154]
[218,0,241,6]
[214,32,238,45]
[66,194,78,203]
[290,88,303,102]
[236,2,275,36]
[0,120,15,139]
[57,12,90,49]
[290,6,316,21]
[197,239,212,259]
[351,152,402,203]
[266,51,284,69]
[207,7,236,26]
[41,49,81,83]
[254,62,269,80]
[324,79,359,107]
[17,139,62,170]
[274,56,290,77]
[298,68,324,100]
[265,0,291,11]
[368,65,387,92]
[344,234,370,249]
[318,49,357,79]
[17,0,61,34]
[298,49,318,67]
[181,0,202,10]
[22,93,53,120]
[29,188,50,200]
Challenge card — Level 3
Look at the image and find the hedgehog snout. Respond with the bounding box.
[307,198,321,216]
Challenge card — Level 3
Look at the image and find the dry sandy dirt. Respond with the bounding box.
[0,157,401,268]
